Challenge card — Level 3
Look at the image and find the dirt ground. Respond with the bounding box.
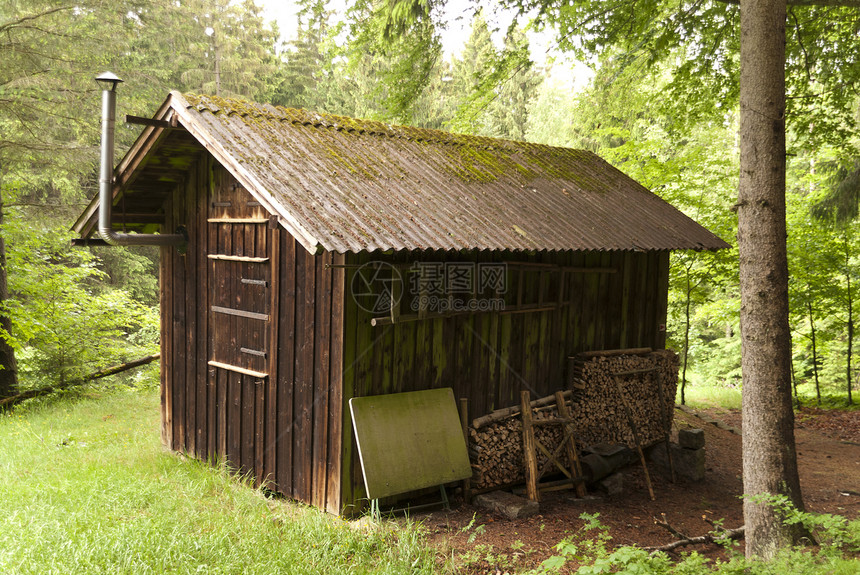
[416,406,860,572]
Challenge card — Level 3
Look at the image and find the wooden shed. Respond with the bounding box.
[74,92,729,515]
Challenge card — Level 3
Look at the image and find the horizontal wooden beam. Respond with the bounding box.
[126,115,184,129]
[240,347,267,358]
[211,305,269,321]
[208,254,269,263]
[207,361,267,379]
[207,218,270,224]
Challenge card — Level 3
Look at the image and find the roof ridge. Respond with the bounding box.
[181,92,561,153]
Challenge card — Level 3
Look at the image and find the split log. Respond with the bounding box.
[472,389,573,429]
[0,353,161,411]
[576,347,652,359]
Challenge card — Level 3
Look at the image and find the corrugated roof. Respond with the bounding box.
[78,91,730,254]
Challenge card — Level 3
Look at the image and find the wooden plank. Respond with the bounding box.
[197,158,210,460]
[536,307,550,396]
[207,218,269,224]
[242,374,256,474]
[208,182,221,459]
[581,252,599,350]
[207,365,217,459]
[276,234,296,496]
[210,305,270,322]
[506,313,525,414]
[208,254,269,263]
[172,196,187,453]
[255,373,265,485]
[217,368,227,457]
[635,252,649,347]
[327,252,345,514]
[265,225,280,488]
[521,391,540,502]
[459,397,471,503]
[442,314,458,398]
[656,251,670,349]
[208,360,268,379]
[569,251,585,354]
[293,243,315,504]
[455,314,476,411]
[244,217,255,259]
[339,257,358,515]
[312,252,332,509]
[618,251,633,349]
[432,317,447,388]
[596,252,613,349]
[185,168,198,457]
[477,312,494,410]
[396,310,415,395]
[228,370,242,468]
[160,244,171,448]
[496,314,513,410]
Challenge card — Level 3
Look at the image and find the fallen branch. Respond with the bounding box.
[646,515,744,553]
[0,353,160,411]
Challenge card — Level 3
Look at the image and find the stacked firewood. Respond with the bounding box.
[469,409,572,490]
[568,349,679,448]
[468,349,679,491]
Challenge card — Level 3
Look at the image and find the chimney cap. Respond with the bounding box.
[95,71,123,90]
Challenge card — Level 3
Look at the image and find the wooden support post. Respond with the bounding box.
[459,397,471,504]
[520,391,540,502]
[612,374,656,501]
[555,391,587,497]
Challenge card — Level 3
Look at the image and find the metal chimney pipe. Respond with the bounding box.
[96,72,185,246]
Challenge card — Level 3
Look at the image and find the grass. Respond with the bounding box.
[0,386,446,575]
[677,374,858,411]
[677,377,742,410]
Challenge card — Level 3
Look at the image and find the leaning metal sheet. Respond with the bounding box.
[349,388,472,501]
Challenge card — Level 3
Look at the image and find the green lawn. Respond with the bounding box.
[0,386,444,575]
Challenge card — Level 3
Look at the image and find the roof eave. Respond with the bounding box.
[167,92,324,255]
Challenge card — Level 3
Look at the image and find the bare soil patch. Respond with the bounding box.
[416,406,860,573]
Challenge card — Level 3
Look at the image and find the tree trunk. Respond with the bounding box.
[0,182,18,399]
[807,298,821,405]
[845,237,854,405]
[738,0,806,559]
[681,262,693,405]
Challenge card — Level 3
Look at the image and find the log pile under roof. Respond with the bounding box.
[468,350,679,491]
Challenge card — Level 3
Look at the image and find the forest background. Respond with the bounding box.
[0,0,857,407]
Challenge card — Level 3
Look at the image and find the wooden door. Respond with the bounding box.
[207,177,273,478]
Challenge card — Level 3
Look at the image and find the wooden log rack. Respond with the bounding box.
[521,390,587,502]
[610,366,673,501]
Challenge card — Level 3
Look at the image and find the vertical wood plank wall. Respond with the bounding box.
[159,156,670,516]
[161,160,344,514]
[339,249,670,512]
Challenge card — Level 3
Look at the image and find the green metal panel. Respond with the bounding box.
[349,388,471,501]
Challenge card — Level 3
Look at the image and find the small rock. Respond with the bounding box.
[598,472,624,496]
[474,490,539,519]
[679,428,706,450]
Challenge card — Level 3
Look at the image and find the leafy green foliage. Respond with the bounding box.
[449,13,541,139]
[534,508,860,574]
[0,0,281,392]
[3,215,157,388]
